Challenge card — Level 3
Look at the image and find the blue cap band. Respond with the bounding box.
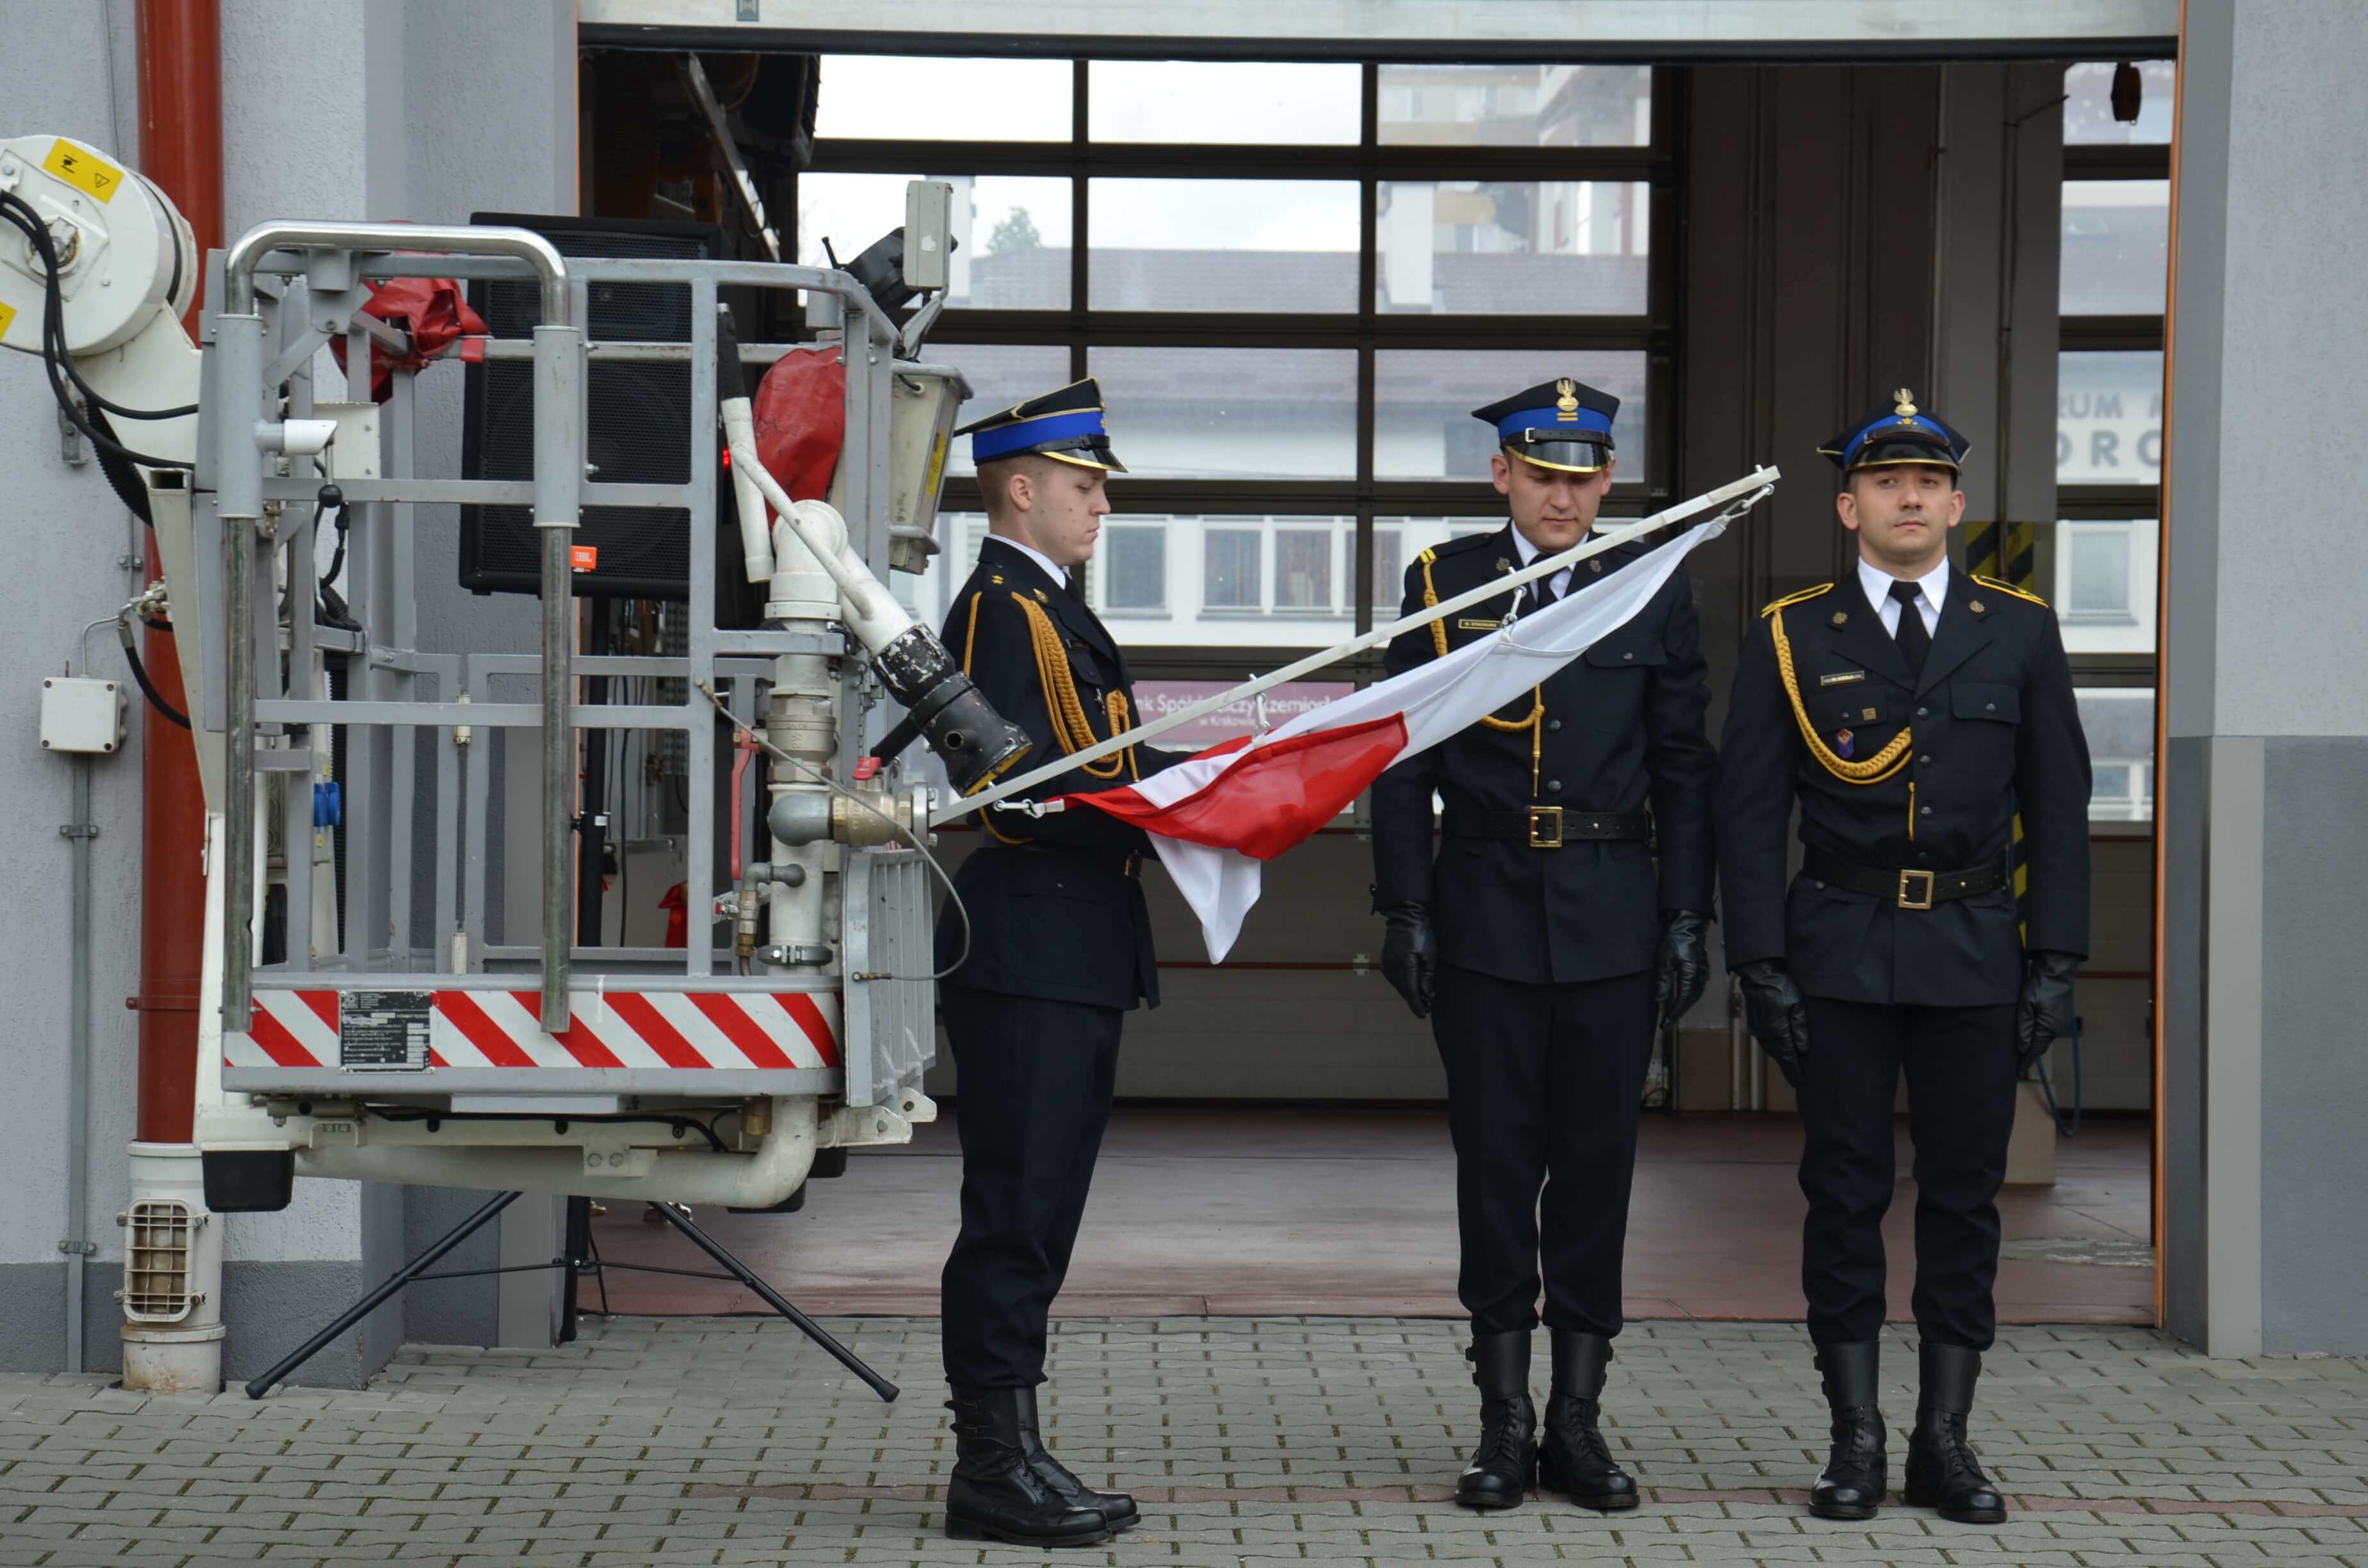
[972,407,1108,462]
[1845,412,1952,465]
[1496,404,1615,444]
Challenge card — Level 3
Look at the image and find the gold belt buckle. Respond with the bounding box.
[1896,869,1936,911]
[1527,806,1565,849]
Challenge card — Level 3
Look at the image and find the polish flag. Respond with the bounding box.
[1049,516,1731,961]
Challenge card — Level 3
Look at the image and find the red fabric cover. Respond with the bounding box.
[751,348,846,512]
[327,276,489,402]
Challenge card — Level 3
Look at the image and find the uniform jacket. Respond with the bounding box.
[1369,525,1718,985]
[1714,569,2092,1007]
[932,536,1177,1010]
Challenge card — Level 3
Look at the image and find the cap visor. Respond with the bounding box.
[1511,444,1611,475]
[1042,448,1127,474]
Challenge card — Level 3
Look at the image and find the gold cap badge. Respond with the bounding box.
[1555,378,1579,423]
[1893,387,1919,423]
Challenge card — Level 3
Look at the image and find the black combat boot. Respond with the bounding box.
[1902,1344,2006,1524]
[1013,1385,1139,1531]
[1536,1330,1640,1510]
[1453,1331,1537,1510]
[1809,1342,1887,1521]
[942,1387,1110,1546]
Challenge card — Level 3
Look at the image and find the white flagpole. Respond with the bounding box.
[930,464,1779,828]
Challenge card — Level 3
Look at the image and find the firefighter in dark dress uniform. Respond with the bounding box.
[1369,379,1717,1512]
[1715,391,2090,1526]
[930,380,1180,1548]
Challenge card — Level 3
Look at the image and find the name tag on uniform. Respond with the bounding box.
[1456,617,1502,631]
[1819,669,1868,687]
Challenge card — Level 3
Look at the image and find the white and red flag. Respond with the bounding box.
[1046,515,1731,961]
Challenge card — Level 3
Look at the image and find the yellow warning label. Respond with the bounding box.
[44,140,124,203]
[0,300,15,344]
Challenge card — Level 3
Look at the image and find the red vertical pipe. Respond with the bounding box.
[131,0,222,1143]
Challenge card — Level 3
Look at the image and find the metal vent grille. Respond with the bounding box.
[119,1200,195,1322]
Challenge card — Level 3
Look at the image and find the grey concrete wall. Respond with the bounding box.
[0,0,166,1374]
[2162,0,2368,1355]
[0,0,571,1378]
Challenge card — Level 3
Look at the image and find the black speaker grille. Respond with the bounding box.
[458,214,724,603]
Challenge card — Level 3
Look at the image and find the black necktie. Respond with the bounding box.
[1889,579,1930,676]
[1525,572,1561,617]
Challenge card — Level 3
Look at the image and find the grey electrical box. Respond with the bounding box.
[40,676,127,755]
[903,181,953,292]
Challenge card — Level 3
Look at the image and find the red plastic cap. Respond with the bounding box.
[852,756,882,781]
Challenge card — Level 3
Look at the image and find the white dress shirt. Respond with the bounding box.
[1858,554,1948,637]
[991,532,1071,590]
[1511,526,1581,604]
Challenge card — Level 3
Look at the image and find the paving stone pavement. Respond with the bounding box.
[2,1316,2364,1567]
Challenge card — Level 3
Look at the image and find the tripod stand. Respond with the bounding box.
[243,1190,898,1401]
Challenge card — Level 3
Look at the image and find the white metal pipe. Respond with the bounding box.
[933,466,1781,826]
[295,1097,819,1207]
[719,399,914,646]
[222,221,568,321]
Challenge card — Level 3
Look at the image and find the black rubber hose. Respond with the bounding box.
[116,620,190,729]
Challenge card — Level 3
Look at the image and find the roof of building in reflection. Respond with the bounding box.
[960,247,1648,315]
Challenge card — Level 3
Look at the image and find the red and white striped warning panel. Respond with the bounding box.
[228,988,841,1073]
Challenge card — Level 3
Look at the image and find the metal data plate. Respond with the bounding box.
[338,990,434,1072]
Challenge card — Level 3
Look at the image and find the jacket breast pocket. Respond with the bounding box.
[1582,637,1666,673]
[1065,641,1108,695]
[1950,682,2021,725]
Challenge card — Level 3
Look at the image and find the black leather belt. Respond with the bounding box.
[1443,806,1651,849]
[1802,847,2005,910]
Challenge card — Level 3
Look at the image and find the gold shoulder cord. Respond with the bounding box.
[1768,605,1914,785]
[1971,573,2050,608]
[1422,550,1547,790]
[1014,593,1137,782]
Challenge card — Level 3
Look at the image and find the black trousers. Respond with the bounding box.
[939,984,1123,1389]
[1797,996,2019,1350]
[1432,963,1656,1337]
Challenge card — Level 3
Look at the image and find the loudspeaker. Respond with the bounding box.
[457,213,752,616]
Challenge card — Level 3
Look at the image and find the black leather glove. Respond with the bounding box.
[1379,902,1438,1019]
[1654,910,1711,1022]
[1734,960,1811,1088]
[2015,950,2080,1076]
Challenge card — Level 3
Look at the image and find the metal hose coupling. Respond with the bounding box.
[873,625,1030,794]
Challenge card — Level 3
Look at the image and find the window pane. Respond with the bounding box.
[1090,347,1357,479]
[2062,179,2169,315]
[2057,350,2163,486]
[2076,688,2155,822]
[1087,179,1359,312]
[1375,518,1508,613]
[1378,181,1648,314]
[2064,61,2176,145]
[2052,519,2158,653]
[1375,350,1648,480]
[1096,516,1355,647]
[2066,529,2131,615]
[797,174,1071,311]
[1101,524,1167,612]
[1380,63,1651,147]
[1274,528,1334,609]
[1089,61,1360,144]
[1204,528,1262,609]
[816,56,1073,142]
[939,344,1074,477]
[900,512,991,631]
